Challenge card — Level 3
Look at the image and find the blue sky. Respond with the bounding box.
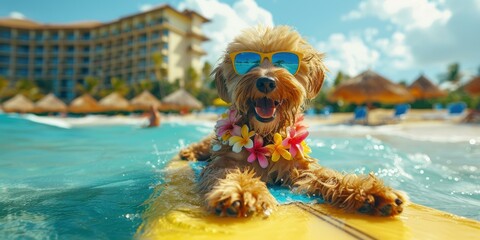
[1,0,479,85]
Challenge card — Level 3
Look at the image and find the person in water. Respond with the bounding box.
[147,105,161,127]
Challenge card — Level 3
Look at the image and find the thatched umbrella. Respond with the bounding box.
[69,94,102,113]
[464,76,480,96]
[2,94,35,113]
[408,75,447,99]
[99,92,131,111]
[162,88,203,111]
[329,70,414,106]
[130,90,162,111]
[35,93,67,113]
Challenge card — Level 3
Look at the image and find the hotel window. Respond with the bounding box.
[18,31,29,41]
[18,45,29,54]
[49,68,58,75]
[34,68,42,77]
[0,44,10,52]
[162,29,169,36]
[80,68,89,75]
[35,46,44,54]
[51,57,59,64]
[35,57,43,65]
[17,68,28,77]
[16,57,29,65]
[95,45,103,52]
[0,29,11,39]
[83,46,90,53]
[139,34,147,42]
[82,32,91,40]
[66,32,75,41]
[67,46,75,54]
[0,67,9,75]
[51,32,59,41]
[163,55,168,63]
[65,57,74,64]
[136,22,145,30]
[82,57,90,64]
[0,56,9,64]
[162,43,168,50]
[151,31,160,40]
[64,68,74,76]
[52,46,59,54]
[35,32,44,41]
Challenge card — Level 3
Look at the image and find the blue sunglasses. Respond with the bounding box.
[229,51,303,75]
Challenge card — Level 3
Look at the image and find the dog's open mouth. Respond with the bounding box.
[253,97,281,122]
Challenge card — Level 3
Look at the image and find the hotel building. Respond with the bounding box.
[0,5,209,101]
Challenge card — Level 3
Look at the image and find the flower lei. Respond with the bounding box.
[213,108,312,168]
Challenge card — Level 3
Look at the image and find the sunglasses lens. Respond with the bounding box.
[272,52,300,74]
[234,52,261,74]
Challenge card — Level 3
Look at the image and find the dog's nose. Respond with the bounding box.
[256,77,276,94]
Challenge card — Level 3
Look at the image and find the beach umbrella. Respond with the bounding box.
[464,76,480,96]
[408,75,447,99]
[99,92,131,111]
[212,97,229,107]
[2,94,35,113]
[162,88,203,111]
[35,93,67,113]
[130,90,162,111]
[329,70,414,106]
[69,94,102,113]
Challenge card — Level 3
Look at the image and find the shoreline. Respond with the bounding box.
[4,110,480,143]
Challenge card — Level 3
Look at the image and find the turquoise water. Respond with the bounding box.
[1,114,479,239]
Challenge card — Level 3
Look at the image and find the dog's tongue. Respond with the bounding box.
[255,98,276,119]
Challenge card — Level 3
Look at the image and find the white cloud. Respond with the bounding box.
[342,0,452,30]
[178,0,274,64]
[316,33,380,77]
[9,11,26,20]
[375,32,413,69]
[139,4,154,12]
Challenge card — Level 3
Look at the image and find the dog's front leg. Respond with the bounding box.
[179,134,214,161]
[197,159,277,217]
[295,163,407,216]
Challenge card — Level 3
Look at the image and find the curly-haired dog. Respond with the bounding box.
[180,26,407,218]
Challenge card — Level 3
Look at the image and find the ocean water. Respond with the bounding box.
[0,114,479,239]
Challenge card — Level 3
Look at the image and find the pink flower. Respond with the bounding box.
[215,109,241,141]
[294,114,308,133]
[282,127,309,159]
[246,135,271,168]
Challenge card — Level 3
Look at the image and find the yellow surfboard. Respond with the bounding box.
[136,160,480,240]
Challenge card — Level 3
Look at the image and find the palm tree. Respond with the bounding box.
[133,79,154,95]
[110,77,130,96]
[76,76,100,96]
[0,76,8,97]
[152,52,168,98]
[15,79,42,100]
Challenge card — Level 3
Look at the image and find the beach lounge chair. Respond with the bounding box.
[394,104,410,120]
[447,102,467,116]
[351,106,368,124]
[382,104,410,124]
[320,105,333,118]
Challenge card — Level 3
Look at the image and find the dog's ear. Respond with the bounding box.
[213,64,231,102]
[306,52,327,99]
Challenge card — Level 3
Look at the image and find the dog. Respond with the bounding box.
[180,25,407,218]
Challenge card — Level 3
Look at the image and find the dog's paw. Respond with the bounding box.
[357,189,408,216]
[205,169,277,217]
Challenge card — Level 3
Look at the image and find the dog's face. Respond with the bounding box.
[214,26,326,135]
